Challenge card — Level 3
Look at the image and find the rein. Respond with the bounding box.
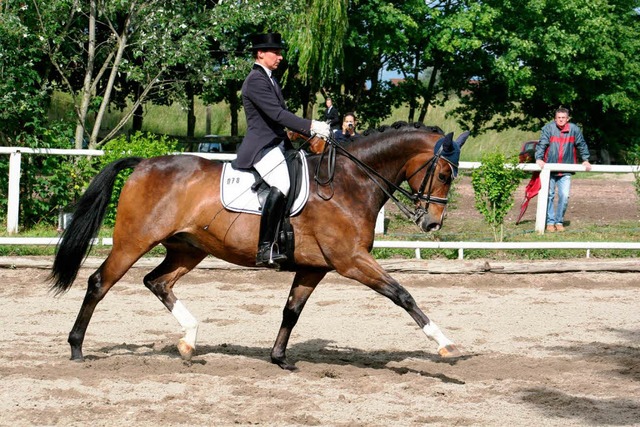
[312,135,450,224]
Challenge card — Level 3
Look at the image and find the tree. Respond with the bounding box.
[283,0,348,119]
[445,0,640,156]
[25,0,214,148]
[384,0,470,124]
[317,0,407,128]
[0,4,51,146]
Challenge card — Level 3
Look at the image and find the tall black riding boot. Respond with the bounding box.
[256,187,288,267]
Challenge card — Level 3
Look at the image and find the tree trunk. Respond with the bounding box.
[417,66,439,124]
[90,7,132,147]
[205,105,212,135]
[74,0,96,149]
[132,103,143,132]
[186,82,195,137]
[227,80,239,136]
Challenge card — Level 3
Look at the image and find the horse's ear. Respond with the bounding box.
[455,131,470,148]
[442,132,454,151]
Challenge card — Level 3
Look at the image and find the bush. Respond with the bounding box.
[471,152,526,242]
[625,144,640,202]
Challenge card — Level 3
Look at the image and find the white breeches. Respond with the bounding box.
[254,144,290,196]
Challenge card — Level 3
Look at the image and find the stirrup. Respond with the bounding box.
[256,243,287,267]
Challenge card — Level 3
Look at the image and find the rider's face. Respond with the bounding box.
[257,49,283,71]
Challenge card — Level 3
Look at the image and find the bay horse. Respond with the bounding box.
[50,122,468,370]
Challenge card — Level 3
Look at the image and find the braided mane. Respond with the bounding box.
[361,121,444,137]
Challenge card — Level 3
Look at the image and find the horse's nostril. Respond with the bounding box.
[426,223,441,232]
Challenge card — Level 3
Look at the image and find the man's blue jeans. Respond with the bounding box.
[547,174,571,225]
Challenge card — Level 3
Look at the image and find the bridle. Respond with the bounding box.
[311,135,456,227]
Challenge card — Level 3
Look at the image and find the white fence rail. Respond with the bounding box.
[2,146,640,259]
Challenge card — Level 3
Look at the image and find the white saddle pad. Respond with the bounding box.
[220,151,310,216]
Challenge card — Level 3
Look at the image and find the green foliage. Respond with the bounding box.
[471,152,526,241]
[0,5,51,145]
[97,132,182,225]
[449,0,640,157]
[624,144,640,201]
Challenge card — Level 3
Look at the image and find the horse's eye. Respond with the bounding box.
[438,173,449,183]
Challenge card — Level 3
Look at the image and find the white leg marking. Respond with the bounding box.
[171,300,199,349]
[422,321,454,350]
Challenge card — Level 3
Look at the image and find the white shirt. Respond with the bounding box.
[255,62,274,84]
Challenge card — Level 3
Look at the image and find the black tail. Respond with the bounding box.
[49,157,144,295]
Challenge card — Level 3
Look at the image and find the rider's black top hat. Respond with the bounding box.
[250,32,286,51]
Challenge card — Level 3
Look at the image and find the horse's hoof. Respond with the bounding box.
[271,356,298,371]
[438,344,463,358]
[177,338,194,361]
[70,350,84,362]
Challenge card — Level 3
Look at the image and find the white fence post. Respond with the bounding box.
[535,169,550,234]
[7,151,22,234]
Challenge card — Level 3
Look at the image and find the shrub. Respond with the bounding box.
[471,152,526,241]
[625,144,640,202]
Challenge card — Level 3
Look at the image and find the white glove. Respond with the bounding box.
[311,120,331,140]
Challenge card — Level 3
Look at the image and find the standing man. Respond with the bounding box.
[236,32,331,267]
[323,97,340,131]
[535,107,592,232]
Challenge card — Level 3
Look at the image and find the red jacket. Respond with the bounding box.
[535,121,590,175]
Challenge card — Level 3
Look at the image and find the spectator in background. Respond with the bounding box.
[535,107,592,233]
[323,97,340,131]
[334,112,359,143]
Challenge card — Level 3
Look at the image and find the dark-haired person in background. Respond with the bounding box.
[334,112,359,143]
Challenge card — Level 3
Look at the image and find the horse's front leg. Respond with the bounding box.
[271,269,327,370]
[337,252,462,358]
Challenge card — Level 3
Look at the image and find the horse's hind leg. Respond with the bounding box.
[271,269,327,370]
[68,252,140,361]
[337,253,462,358]
[143,244,207,362]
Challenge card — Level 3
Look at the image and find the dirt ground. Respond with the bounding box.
[450,174,640,228]
[0,266,639,426]
[1,177,639,426]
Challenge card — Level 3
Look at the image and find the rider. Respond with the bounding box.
[235,32,331,267]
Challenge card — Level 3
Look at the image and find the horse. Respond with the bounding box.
[50,122,469,370]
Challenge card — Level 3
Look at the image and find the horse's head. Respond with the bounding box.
[405,131,469,232]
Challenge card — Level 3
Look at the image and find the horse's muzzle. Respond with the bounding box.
[412,207,443,232]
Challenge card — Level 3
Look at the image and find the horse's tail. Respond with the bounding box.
[49,157,144,295]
